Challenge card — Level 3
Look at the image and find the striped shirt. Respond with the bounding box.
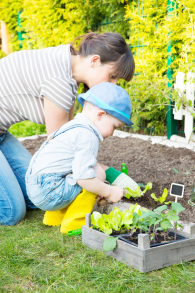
[0,44,78,133]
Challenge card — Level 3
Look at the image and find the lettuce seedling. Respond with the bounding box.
[107,208,122,232]
[151,188,172,205]
[91,212,112,235]
[124,182,152,199]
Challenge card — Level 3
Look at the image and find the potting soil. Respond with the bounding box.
[119,231,186,247]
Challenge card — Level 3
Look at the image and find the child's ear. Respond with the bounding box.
[97,110,107,120]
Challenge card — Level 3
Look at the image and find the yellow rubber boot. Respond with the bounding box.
[60,189,97,233]
[43,206,68,227]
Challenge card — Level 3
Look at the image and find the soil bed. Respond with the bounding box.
[21,135,195,223]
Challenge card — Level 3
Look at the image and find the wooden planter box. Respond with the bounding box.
[82,213,195,273]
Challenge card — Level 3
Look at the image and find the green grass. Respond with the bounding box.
[7,99,83,138]
[8,121,47,138]
[0,210,195,292]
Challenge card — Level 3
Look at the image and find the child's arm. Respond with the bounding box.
[77,177,125,203]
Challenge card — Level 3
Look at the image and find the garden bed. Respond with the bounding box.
[82,213,195,273]
[21,134,195,223]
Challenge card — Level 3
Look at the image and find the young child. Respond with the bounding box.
[25,82,133,212]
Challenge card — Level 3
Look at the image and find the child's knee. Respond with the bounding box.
[93,163,106,182]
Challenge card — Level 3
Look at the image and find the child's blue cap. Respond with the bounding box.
[77,82,133,126]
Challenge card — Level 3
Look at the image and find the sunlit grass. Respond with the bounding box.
[8,121,47,138]
[0,209,195,292]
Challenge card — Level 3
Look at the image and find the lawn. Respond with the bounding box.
[8,121,47,138]
[1,210,195,293]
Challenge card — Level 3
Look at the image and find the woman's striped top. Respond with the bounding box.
[0,44,78,133]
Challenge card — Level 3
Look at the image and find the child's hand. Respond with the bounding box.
[108,186,126,203]
[96,195,108,206]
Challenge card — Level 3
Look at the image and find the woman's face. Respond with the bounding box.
[83,55,118,88]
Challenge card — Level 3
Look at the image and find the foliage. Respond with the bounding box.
[0,50,6,59]
[124,0,195,134]
[8,120,46,138]
[103,236,118,252]
[124,181,152,199]
[91,204,147,235]
[167,201,185,238]
[151,188,172,205]
[93,202,185,251]
[1,0,195,134]
[0,0,23,51]
[20,0,89,50]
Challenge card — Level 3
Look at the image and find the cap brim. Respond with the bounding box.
[77,94,133,126]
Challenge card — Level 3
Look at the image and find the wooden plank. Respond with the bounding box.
[82,226,146,272]
[144,238,195,272]
[190,223,195,237]
[82,221,195,272]
[85,213,91,228]
[138,234,150,250]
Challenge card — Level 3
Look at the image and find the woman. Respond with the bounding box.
[0,32,135,225]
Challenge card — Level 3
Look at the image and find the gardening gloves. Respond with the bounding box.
[43,189,97,233]
[105,167,140,199]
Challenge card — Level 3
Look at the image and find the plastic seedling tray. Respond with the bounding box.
[119,231,186,248]
[82,213,195,273]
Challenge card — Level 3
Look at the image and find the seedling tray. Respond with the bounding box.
[82,213,195,273]
[119,231,186,248]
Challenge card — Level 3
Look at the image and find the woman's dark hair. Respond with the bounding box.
[70,32,135,82]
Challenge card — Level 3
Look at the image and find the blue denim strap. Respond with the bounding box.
[27,124,92,175]
[51,124,90,141]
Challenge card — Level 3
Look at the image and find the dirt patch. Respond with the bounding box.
[21,135,195,223]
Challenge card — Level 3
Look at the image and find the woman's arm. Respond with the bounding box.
[44,97,75,136]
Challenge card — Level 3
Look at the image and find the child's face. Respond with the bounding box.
[96,112,125,139]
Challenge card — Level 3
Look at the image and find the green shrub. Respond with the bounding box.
[1,0,195,135]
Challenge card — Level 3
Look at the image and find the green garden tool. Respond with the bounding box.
[67,228,82,236]
[121,163,128,176]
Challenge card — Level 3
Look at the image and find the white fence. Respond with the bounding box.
[173,72,195,143]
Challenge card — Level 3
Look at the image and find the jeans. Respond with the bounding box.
[0,131,38,226]
[26,173,82,211]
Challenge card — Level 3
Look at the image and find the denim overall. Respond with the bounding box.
[25,124,90,211]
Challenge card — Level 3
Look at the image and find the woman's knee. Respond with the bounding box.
[2,207,26,226]
[0,198,26,226]
[93,163,106,182]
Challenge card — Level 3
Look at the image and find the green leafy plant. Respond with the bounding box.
[91,204,147,236]
[151,188,172,205]
[1,0,195,133]
[166,202,185,240]
[103,236,118,252]
[95,201,185,250]
[124,182,152,199]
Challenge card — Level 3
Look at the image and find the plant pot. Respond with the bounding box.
[119,231,186,247]
[82,213,195,272]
